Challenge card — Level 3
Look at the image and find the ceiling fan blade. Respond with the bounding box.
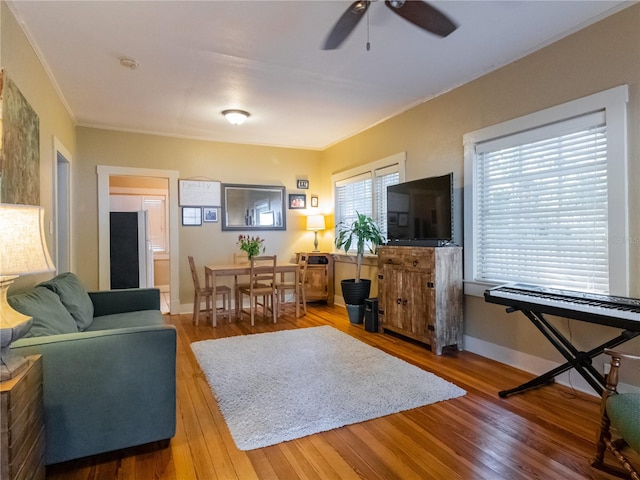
[323,1,370,50]
[385,1,457,38]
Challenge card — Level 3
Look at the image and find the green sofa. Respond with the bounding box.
[8,272,177,465]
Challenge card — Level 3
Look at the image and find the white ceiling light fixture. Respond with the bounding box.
[222,109,250,126]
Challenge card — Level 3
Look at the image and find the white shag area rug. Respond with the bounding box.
[191,326,466,450]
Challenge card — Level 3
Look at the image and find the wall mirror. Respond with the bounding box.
[221,184,286,231]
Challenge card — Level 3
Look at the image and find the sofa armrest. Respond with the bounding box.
[10,325,176,465]
[89,288,160,317]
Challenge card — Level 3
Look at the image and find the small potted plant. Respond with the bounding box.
[236,234,265,260]
[334,212,385,323]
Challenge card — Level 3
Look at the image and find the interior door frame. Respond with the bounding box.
[97,165,180,315]
[52,137,72,273]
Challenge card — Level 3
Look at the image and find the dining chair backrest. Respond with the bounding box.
[234,252,249,265]
[188,255,203,291]
[249,255,277,288]
[298,253,309,285]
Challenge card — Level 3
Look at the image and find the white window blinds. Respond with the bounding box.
[475,111,609,292]
[335,172,373,232]
[333,153,405,252]
[374,166,400,238]
[142,197,167,253]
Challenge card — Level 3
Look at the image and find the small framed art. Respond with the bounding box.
[182,207,202,226]
[289,193,306,209]
[310,195,318,208]
[297,179,309,189]
[203,207,218,223]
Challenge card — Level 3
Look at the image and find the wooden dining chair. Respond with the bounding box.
[238,255,277,326]
[188,256,231,326]
[592,349,640,479]
[276,253,308,316]
[232,252,251,318]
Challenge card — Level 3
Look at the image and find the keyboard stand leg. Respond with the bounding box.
[498,309,639,398]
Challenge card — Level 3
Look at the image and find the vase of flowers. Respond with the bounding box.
[237,234,265,260]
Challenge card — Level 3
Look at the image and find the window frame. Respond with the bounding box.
[332,152,406,252]
[463,85,629,297]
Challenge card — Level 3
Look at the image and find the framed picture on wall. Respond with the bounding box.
[310,195,319,208]
[289,194,306,209]
[182,207,202,226]
[203,207,218,223]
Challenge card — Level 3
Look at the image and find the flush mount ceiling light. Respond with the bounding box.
[222,109,250,126]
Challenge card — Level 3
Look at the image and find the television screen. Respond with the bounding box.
[386,173,453,245]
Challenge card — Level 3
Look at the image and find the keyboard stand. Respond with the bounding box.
[498,307,639,398]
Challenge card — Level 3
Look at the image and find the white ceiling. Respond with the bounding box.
[8,0,633,150]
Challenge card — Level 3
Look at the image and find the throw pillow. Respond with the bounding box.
[8,287,78,337]
[39,272,94,330]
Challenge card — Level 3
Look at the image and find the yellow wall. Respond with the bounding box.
[321,5,640,383]
[75,127,322,301]
[1,2,76,290]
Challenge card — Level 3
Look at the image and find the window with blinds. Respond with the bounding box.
[464,85,629,296]
[374,166,400,238]
[142,197,168,253]
[333,154,405,251]
[475,113,608,291]
[335,173,373,230]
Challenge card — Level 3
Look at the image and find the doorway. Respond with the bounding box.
[53,137,71,273]
[97,166,180,315]
[109,176,170,311]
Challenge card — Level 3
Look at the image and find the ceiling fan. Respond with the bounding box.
[323,0,457,50]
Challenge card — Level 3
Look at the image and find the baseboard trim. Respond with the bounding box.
[464,335,640,396]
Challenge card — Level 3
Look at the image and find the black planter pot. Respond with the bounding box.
[340,279,371,305]
[346,304,366,324]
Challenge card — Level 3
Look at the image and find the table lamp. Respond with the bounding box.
[306,214,325,252]
[0,204,55,381]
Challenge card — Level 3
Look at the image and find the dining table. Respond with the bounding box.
[204,262,300,326]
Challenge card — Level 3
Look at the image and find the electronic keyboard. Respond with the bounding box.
[484,283,640,397]
[485,283,640,331]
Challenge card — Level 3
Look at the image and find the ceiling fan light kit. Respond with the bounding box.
[222,110,250,126]
[323,0,457,50]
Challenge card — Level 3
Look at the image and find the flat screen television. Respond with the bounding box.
[386,173,453,247]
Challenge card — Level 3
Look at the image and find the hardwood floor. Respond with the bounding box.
[46,304,624,479]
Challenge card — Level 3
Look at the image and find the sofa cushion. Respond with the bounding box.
[8,287,78,337]
[39,272,94,330]
[84,310,166,332]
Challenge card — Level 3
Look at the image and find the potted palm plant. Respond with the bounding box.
[335,212,385,323]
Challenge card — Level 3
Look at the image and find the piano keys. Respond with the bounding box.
[486,283,640,329]
[484,283,640,398]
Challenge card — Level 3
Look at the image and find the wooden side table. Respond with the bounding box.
[1,355,45,480]
[297,252,334,304]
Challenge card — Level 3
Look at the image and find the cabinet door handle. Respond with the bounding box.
[397,298,402,304]
[413,260,418,267]
[403,299,408,306]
